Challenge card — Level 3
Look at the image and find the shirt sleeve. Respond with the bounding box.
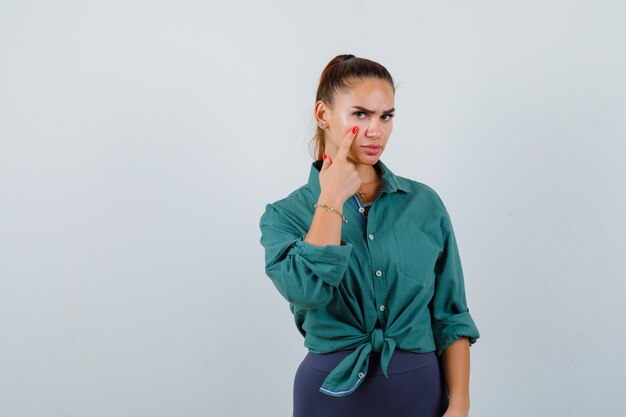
[259,204,353,310]
[429,206,480,356]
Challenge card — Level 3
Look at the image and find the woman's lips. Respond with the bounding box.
[362,145,382,155]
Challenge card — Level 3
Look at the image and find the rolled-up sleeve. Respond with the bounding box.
[259,204,353,310]
[429,207,480,356]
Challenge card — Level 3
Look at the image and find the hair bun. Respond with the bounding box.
[339,54,355,62]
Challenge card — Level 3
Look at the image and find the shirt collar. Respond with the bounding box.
[307,158,408,198]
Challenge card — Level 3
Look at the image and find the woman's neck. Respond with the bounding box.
[354,161,381,203]
[354,161,379,185]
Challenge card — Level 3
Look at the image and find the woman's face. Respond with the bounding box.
[319,77,395,165]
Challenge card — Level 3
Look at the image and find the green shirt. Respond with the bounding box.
[258,158,480,397]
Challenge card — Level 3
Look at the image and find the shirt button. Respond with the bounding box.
[358,207,365,213]
[358,372,365,378]
[379,305,385,311]
[368,234,374,240]
[375,270,382,277]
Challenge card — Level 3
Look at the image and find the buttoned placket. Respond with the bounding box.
[351,193,387,329]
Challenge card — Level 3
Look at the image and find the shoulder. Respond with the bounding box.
[259,184,312,228]
[393,174,454,234]
[395,175,448,211]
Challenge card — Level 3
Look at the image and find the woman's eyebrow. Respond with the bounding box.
[352,106,395,115]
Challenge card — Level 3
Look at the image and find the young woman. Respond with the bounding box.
[259,54,480,417]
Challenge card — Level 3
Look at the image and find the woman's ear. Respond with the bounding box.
[314,100,330,124]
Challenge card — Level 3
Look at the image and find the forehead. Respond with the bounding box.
[336,78,394,109]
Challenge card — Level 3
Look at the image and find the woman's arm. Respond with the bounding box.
[259,204,353,310]
[304,189,346,246]
[441,336,471,415]
[428,193,480,415]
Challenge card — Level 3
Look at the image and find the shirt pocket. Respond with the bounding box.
[392,223,439,284]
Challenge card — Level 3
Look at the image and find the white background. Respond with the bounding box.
[1,1,625,416]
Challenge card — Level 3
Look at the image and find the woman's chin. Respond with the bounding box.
[348,148,383,165]
[358,150,383,163]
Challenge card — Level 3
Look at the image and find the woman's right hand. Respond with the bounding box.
[318,126,362,206]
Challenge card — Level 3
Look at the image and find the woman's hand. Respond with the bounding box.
[318,126,362,206]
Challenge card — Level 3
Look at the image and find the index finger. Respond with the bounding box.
[335,126,358,161]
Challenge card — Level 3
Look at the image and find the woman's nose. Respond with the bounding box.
[366,125,383,138]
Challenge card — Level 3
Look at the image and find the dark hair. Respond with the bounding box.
[309,54,396,160]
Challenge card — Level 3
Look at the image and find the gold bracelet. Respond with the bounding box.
[314,203,348,223]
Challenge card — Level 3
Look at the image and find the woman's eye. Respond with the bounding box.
[353,111,395,121]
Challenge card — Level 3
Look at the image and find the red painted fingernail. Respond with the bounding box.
[323,153,327,160]
[351,126,358,135]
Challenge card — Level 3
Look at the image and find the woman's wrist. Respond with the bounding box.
[314,203,347,223]
[447,398,470,412]
[317,192,345,209]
